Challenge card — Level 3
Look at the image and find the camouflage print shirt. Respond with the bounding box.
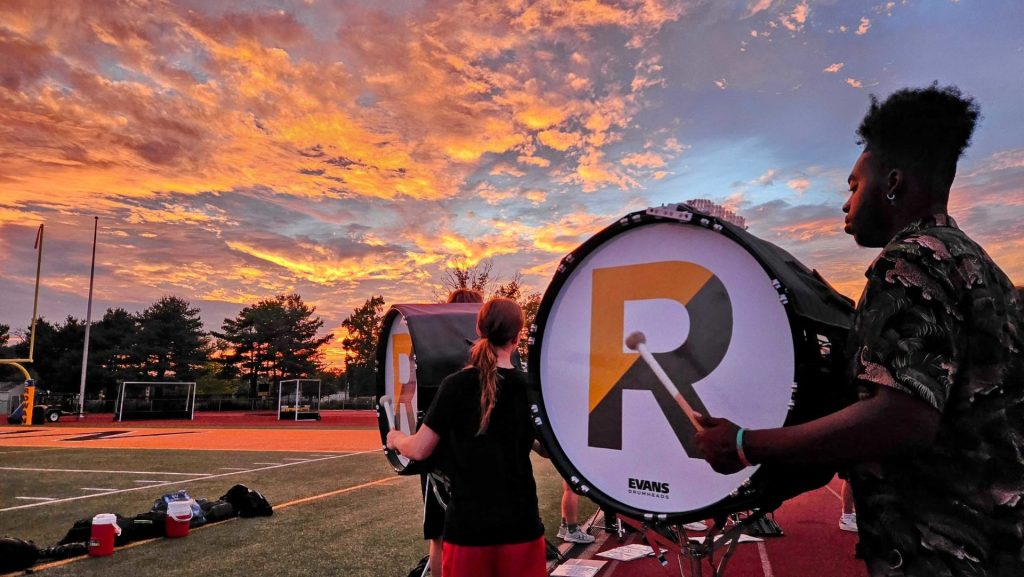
[847,214,1024,577]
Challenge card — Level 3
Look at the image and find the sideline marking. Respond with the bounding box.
[757,541,775,577]
[275,475,400,509]
[0,467,212,476]
[1,473,405,577]
[0,450,376,512]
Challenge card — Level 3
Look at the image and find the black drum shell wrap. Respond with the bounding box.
[375,303,481,475]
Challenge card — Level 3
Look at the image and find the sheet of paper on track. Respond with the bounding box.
[550,559,608,577]
[595,543,654,561]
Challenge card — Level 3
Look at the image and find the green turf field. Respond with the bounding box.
[0,446,593,576]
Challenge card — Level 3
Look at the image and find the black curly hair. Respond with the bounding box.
[856,83,981,192]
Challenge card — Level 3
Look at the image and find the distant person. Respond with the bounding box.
[696,85,1024,576]
[388,298,545,577]
[418,288,485,577]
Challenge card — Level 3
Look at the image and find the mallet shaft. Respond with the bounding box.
[635,343,704,432]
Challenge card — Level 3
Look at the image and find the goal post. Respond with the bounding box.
[277,379,321,421]
[115,381,196,421]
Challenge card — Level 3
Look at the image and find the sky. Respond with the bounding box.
[1,0,1022,369]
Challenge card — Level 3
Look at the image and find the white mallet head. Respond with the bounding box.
[624,331,647,351]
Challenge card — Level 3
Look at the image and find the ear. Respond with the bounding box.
[886,169,903,196]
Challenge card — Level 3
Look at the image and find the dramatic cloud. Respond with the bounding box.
[1,0,1022,368]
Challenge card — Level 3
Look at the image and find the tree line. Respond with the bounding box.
[0,294,333,399]
[0,262,542,401]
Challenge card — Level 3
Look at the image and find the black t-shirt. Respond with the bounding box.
[422,366,544,546]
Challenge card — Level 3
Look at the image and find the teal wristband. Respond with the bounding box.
[736,428,752,468]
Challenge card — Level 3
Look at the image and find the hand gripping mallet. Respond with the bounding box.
[624,331,704,432]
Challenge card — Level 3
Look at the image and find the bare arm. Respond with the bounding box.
[386,424,441,462]
[696,386,941,474]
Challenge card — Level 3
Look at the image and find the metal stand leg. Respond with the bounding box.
[615,510,773,577]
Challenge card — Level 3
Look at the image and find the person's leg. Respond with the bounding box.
[423,475,446,573]
[840,480,858,532]
[559,480,575,535]
[560,481,595,543]
[429,538,443,575]
[493,538,547,577]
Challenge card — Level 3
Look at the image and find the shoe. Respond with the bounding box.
[562,526,596,544]
[683,521,708,531]
[839,513,858,533]
[557,524,567,540]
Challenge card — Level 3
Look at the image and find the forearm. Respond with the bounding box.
[389,424,440,461]
[744,387,941,465]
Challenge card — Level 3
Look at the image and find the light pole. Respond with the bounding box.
[78,217,98,418]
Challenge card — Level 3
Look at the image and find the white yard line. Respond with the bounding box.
[0,450,375,512]
[826,484,842,501]
[80,488,121,492]
[283,458,311,461]
[253,462,283,465]
[757,541,775,577]
[217,467,249,471]
[15,496,57,501]
[0,467,212,476]
[132,480,163,484]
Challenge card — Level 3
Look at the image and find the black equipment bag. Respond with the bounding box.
[0,536,39,572]
[220,484,273,517]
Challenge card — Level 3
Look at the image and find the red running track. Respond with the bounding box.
[575,477,865,577]
[43,409,378,429]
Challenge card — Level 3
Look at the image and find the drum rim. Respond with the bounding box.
[375,306,429,476]
[527,205,805,523]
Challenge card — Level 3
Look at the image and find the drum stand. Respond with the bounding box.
[616,509,773,577]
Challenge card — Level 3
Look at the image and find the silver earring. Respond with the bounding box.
[886,191,896,205]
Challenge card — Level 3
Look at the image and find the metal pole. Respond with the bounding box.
[78,217,98,418]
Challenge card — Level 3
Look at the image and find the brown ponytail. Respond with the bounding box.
[468,298,524,435]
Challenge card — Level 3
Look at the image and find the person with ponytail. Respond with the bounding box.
[387,298,545,577]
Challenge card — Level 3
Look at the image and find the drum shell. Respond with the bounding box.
[375,303,482,475]
[528,206,855,523]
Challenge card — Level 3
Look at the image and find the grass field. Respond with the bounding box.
[0,431,593,576]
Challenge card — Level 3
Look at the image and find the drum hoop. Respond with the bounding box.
[527,206,807,523]
[375,307,430,475]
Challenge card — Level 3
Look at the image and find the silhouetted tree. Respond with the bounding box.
[215,294,332,397]
[136,296,211,382]
[340,295,386,397]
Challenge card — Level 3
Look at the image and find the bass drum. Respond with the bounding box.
[528,204,855,524]
[376,303,481,475]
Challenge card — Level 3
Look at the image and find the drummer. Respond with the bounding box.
[388,298,546,577]
[696,85,1024,577]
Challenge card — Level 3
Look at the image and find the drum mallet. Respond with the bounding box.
[379,395,396,431]
[625,331,704,432]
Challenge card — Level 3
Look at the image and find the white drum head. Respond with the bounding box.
[538,222,795,516]
[384,314,417,469]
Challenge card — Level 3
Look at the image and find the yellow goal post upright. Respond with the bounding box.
[0,224,44,425]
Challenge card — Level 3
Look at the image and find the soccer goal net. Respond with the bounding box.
[115,381,196,421]
[278,379,321,421]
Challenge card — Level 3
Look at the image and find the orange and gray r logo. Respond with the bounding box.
[391,333,417,432]
[588,262,732,458]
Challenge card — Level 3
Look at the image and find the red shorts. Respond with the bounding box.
[441,537,547,577]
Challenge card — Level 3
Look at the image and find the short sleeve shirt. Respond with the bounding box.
[423,367,544,546]
[846,215,1024,576]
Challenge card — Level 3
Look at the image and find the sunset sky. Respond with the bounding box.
[1,0,1022,369]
